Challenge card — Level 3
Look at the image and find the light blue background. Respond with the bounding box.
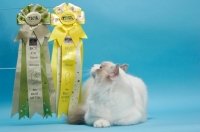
[0,0,200,132]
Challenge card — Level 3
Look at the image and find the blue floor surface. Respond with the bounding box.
[0,103,200,132]
[0,70,200,132]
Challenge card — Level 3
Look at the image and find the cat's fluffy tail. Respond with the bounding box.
[67,105,86,124]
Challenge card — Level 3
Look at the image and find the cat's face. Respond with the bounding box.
[90,62,120,81]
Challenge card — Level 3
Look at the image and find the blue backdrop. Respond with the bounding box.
[0,0,200,132]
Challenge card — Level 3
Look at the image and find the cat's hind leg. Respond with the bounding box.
[113,109,143,126]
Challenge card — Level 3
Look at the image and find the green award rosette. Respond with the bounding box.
[11,4,56,119]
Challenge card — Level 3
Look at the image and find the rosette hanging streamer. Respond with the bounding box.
[49,3,87,118]
[11,4,56,119]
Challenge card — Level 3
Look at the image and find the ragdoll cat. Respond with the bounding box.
[68,61,148,128]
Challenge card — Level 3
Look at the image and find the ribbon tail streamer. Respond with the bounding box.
[43,38,56,114]
[57,43,76,117]
[18,41,29,119]
[40,39,52,117]
[26,35,43,118]
[11,41,22,117]
[68,42,82,115]
[51,40,61,114]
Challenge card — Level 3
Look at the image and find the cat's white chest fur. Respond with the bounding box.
[87,83,135,122]
[90,83,131,110]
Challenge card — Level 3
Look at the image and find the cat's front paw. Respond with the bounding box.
[94,118,111,128]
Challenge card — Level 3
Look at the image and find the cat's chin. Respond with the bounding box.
[90,64,100,78]
[90,72,96,79]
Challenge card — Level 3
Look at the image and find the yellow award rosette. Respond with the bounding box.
[49,3,87,118]
[12,4,56,119]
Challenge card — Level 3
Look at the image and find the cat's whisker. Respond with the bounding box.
[82,73,90,78]
[82,71,90,73]
[82,73,90,77]
[82,69,90,72]
[82,70,90,74]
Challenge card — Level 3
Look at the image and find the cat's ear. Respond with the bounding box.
[120,64,128,72]
[109,64,119,80]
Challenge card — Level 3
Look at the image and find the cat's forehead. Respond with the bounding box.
[101,61,114,67]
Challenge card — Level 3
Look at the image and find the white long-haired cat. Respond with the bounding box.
[68,61,148,128]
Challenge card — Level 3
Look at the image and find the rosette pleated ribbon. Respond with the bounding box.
[49,3,87,118]
[11,4,56,119]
